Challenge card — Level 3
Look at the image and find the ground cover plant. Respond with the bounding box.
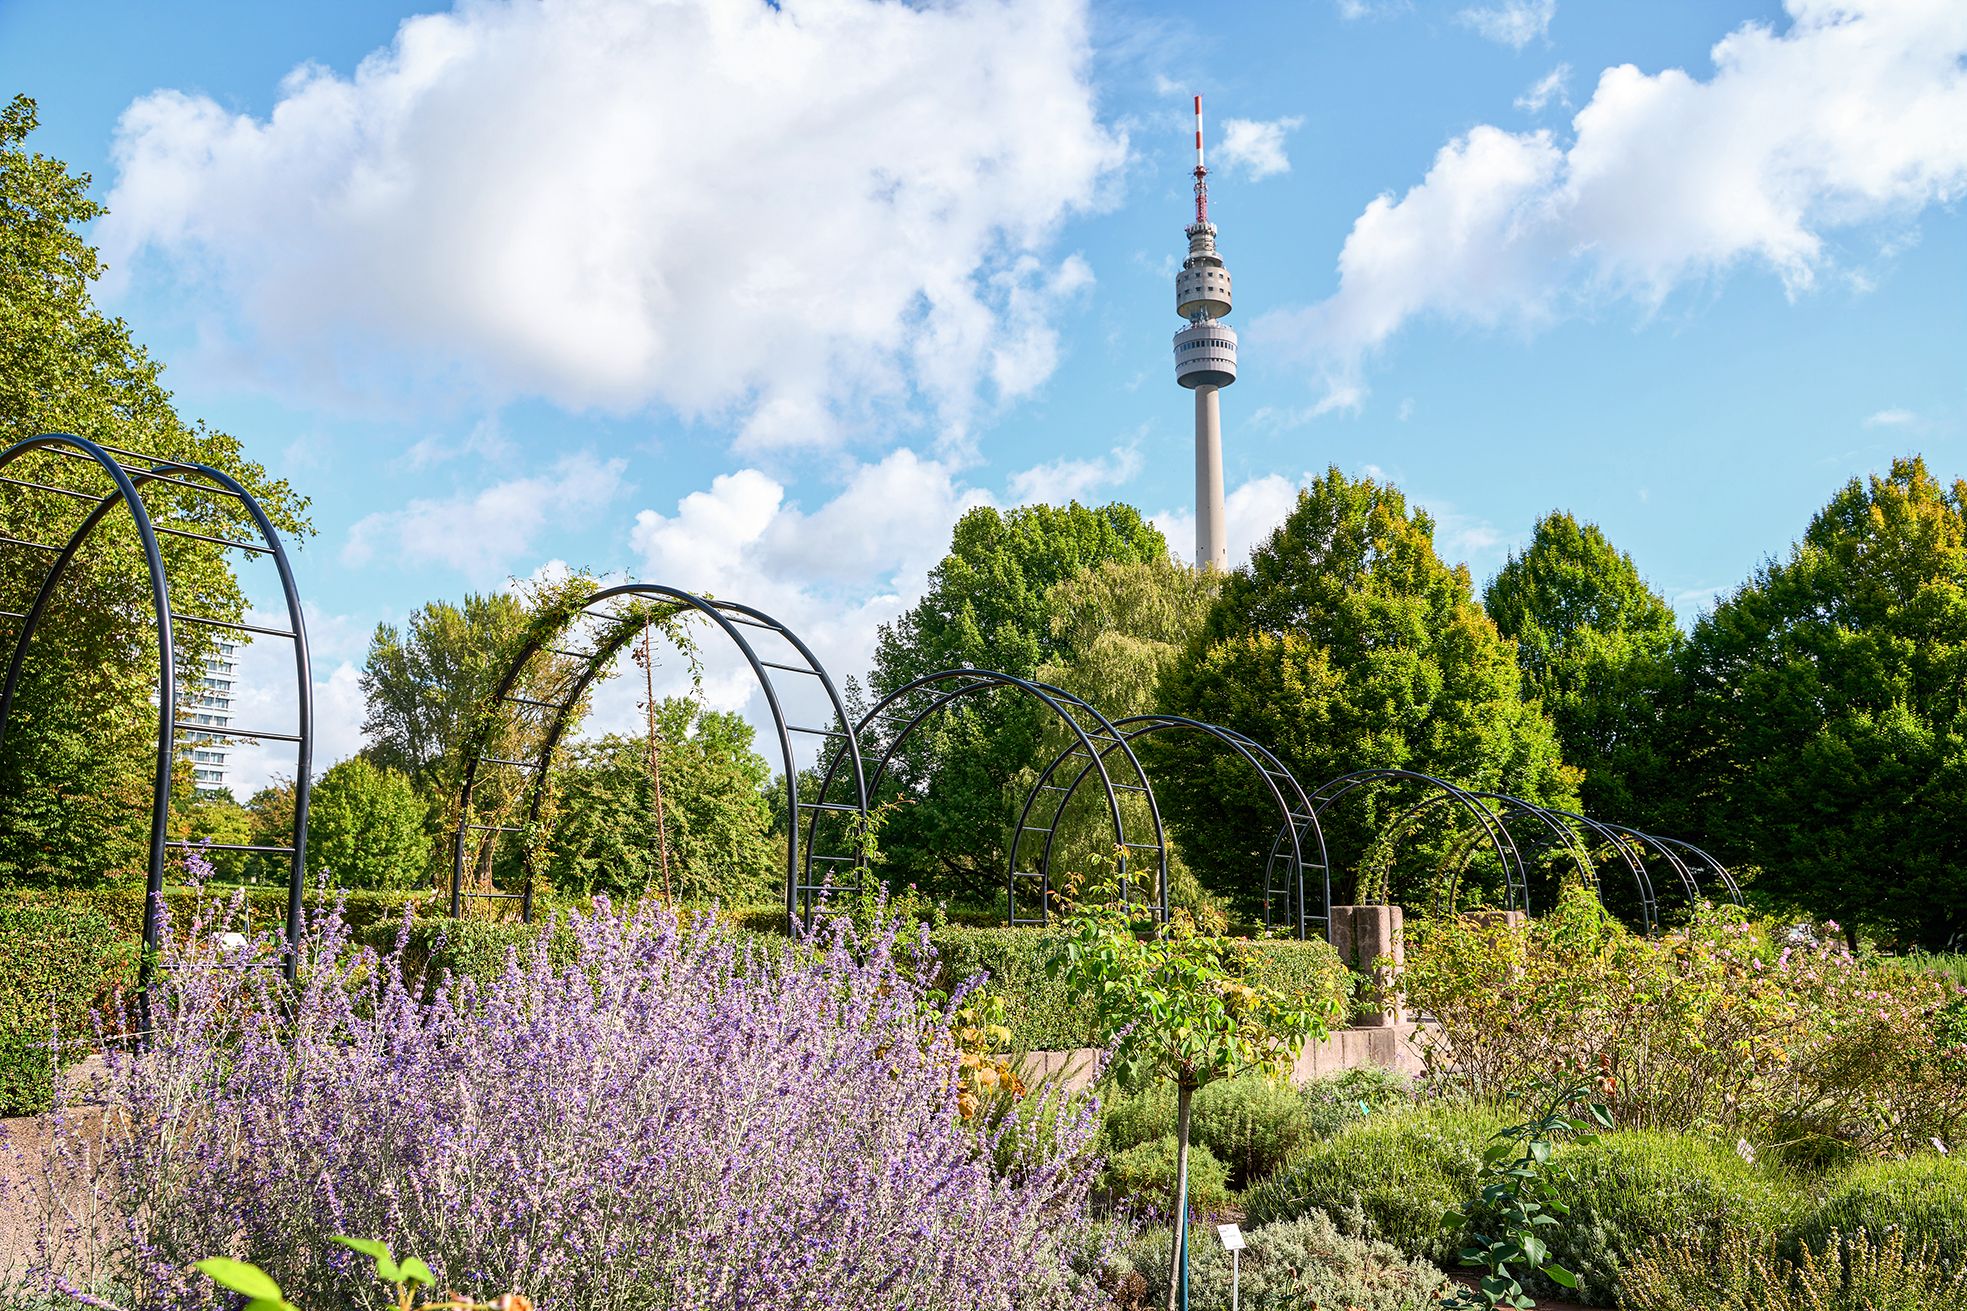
[19,892,1103,1311]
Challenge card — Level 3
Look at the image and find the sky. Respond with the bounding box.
[2,0,1963,795]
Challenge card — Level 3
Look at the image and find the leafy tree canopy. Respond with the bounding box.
[0,95,308,887]
[1673,456,1967,946]
[305,757,428,890]
[543,700,776,904]
[863,503,1167,903]
[1161,469,1577,916]
[1484,511,1680,815]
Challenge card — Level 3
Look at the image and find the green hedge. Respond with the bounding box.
[3,885,442,944]
[0,902,136,1115]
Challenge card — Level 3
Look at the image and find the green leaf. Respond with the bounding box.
[397,1256,435,1288]
[1545,1263,1580,1289]
[193,1259,287,1305]
[330,1235,402,1283]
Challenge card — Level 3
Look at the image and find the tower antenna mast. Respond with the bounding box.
[1193,94,1209,227]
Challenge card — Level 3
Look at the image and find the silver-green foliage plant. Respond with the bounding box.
[1111,1211,1449,1311]
[1441,1077,1613,1310]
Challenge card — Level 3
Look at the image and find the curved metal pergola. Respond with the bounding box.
[807,668,1167,927]
[0,433,313,993]
[1653,834,1744,905]
[450,584,867,932]
[1307,768,1529,915]
[1011,713,1330,937]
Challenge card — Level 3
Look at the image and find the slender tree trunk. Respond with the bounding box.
[1166,1081,1195,1311]
[640,622,672,902]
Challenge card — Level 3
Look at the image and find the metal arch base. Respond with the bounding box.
[449,584,869,935]
[1012,713,1332,939]
[805,668,1168,929]
[0,433,315,1003]
[1306,769,1530,915]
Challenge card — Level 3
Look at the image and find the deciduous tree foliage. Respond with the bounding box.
[866,502,1167,903]
[1160,469,1576,916]
[1671,457,1967,947]
[0,96,306,887]
[543,701,776,904]
[1484,512,1681,815]
[305,758,428,890]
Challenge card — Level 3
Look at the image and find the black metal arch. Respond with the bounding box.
[1541,807,1662,934]
[807,668,1167,927]
[1011,713,1330,938]
[1307,769,1529,914]
[0,433,314,990]
[450,583,868,932]
[1653,834,1744,905]
[1594,821,1704,913]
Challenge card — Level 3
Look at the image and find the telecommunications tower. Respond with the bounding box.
[1173,93,1236,572]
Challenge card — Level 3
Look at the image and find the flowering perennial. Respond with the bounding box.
[34,894,1101,1310]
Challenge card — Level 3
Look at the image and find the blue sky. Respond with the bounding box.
[3,0,1963,790]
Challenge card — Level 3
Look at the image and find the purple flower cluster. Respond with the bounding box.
[42,898,1102,1310]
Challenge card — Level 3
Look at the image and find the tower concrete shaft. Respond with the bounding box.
[1172,94,1236,572]
[1195,386,1226,571]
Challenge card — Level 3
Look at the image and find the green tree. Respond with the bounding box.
[865,503,1167,904]
[0,95,307,887]
[1671,457,1967,946]
[1033,556,1223,916]
[304,758,428,890]
[1161,469,1576,917]
[359,591,535,795]
[1055,872,1337,1311]
[178,792,253,882]
[543,700,776,904]
[1484,512,1682,816]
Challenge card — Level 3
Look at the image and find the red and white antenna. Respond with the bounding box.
[1192,93,1210,226]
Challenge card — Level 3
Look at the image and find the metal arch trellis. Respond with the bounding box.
[1540,806,1662,934]
[1306,769,1529,915]
[1011,713,1331,938]
[804,668,1168,929]
[0,432,314,998]
[450,583,869,933]
[1652,834,1743,906]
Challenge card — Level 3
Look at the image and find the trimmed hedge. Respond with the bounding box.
[4,884,442,943]
[0,901,136,1115]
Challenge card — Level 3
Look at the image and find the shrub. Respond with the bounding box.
[1298,1065,1414,1140]
[352,915,578,990]
[1100,1135,1231,1217]
[25,897,1104,1310]
[1789,1155,1967,1268]
[1111,1211,1450,1311]
[1102,1072,1344,1190]
[1401,889,1967,1154]
[1240,1103,1506,1263]
[1622,1228,1967,1311]
[0,901,134,1115]
[3,884,442,944]
[1539,1130,1802,1307]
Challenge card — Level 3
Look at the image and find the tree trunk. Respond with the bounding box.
[1166,1080,1195,1311]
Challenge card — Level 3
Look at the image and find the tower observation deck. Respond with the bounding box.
[1174,94,1235,572]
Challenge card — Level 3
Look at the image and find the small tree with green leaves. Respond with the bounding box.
[1054,867,1340,1311]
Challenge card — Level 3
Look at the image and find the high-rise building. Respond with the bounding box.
[184,639,239,794]
[1172,94,1236,573]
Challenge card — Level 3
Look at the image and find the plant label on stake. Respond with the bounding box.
[1217,1224,1245,1311]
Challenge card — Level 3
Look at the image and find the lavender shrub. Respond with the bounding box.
[34,894,1103,1310]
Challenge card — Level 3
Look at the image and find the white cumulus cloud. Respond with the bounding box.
[1515,64,1572,114]
[1458,0,1556,49]
[1154,474,1308,568]
[1217,117,1306,181]
[343,451,626,576]
[100,0,1124,450]
[1261,0,1967,412]
[1863,407,1919,428]
[1007,442,1143,504]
